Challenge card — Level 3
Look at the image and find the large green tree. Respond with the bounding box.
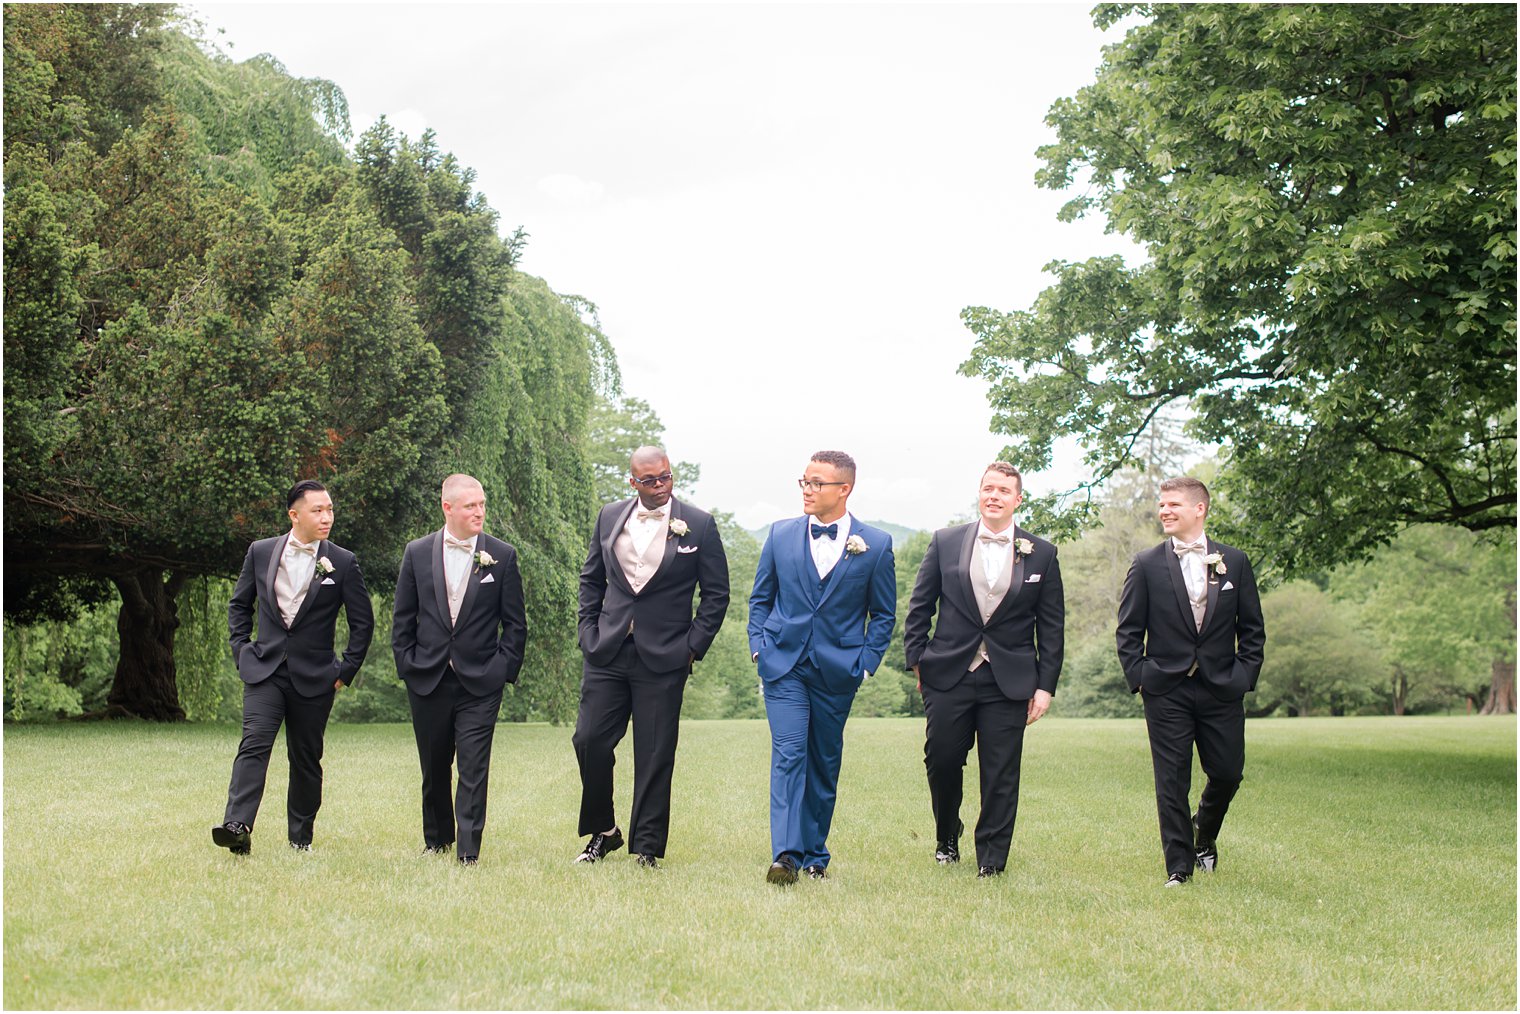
[962,4,1515,576]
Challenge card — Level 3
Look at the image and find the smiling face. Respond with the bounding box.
[288,488,334,544]
[1158,488,1207,543]
[442,479,486,540]
[977,469,1022,533]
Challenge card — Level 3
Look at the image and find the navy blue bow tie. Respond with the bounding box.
[810,523,838,541]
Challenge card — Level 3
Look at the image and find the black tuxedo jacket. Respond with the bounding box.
[1116,538,1266,701]
[227,535,375,697]
[392,530,527,697]
[578,496,729,673]
[904,523,1064,701]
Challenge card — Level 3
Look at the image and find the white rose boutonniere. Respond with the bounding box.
[1203,552,1226,576]
[844,534,868,556]
[1014,538,1034,559]
[669,519,690,538]
[474,549,497,573]
[315,556,334,577]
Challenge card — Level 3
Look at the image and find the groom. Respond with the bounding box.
[749,450,896,884]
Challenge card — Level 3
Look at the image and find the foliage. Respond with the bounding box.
[1052,641,1140,718]
[962,4,1516,574]
[685,512,764,720]
[585,395,700,504]
[1253,582,1385,717]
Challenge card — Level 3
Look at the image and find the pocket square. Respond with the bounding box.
[676,545,699,554]
[480,573,496,584]
[320,577,336,586]
[1025,573,1042,583]
[1221,580,1234,591]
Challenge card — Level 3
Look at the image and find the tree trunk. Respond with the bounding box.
[1479,588,1516,715]
[1391,668,1407,716]
[101,568,187,720]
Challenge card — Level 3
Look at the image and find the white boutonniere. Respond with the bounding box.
[1014,538,1034,558]
[474,549,497,573]
[315,556,334,577]
[844,534,868,555]
[669,519,689,538]
[1203,552,1226,576]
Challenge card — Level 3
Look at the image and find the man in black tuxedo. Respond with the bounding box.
[572,446,729,868]
[905,462,1064,878]
[1116,476,1266,887]
[393,473,527,865]
[215,479,374,855]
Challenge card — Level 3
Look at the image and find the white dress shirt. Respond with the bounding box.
[443,529,477,624]
[275,533,319,627]
[808,512,851,579]
[625,499,670,557]
[1172,533,1209,604]
[975,520,1015,585]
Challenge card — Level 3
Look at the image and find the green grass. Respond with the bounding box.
[4,716,1515,1009]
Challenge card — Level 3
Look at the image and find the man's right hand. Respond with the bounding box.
[913,664,921,693]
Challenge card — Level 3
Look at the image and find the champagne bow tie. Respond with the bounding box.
[287,540,316,556]
[978,533,1010,546]
[637,510,664,521]
[445,535,473,553]
[810,523,838,541]
[1174,542,1205,557]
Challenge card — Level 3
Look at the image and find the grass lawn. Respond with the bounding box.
[4,716,1514,1009]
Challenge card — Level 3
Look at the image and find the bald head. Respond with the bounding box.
[628,446,674,509]
[441,473,486,539]
[630,445,668,471]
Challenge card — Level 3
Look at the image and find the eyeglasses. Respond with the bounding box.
[798,479,847,492]
[631,472,674,488]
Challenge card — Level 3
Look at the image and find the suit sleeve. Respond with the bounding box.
[687,517,730,661]
[859,538,897,677]
[392,545,419,676]
[337,554,374,684]
[1115,555,1148,694]
[577,511,608,649]
[495,545,528,684]
[1034,548,1064,694]
[903,532,943,670]
[747,529,779,658]
[227,544,258,664]
[1233,552,1266,690]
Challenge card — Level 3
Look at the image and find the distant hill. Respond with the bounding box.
[745,518,926,547]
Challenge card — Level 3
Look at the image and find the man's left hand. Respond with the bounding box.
[1026,689,1052,726]
[334,679,345,691]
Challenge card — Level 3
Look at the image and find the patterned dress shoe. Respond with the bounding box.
[976,866,1003,879]
[1165,871,1192,888]
[458,855,479,866]
[422,844,452,856]
[212,821,252,855]
[635,853,660,869]
[288,841,312,853]
[935,819,965,865]
[1192,813,1218,872]
[574,829,625,863]
[766,856,800,886]
[803,865,827,880]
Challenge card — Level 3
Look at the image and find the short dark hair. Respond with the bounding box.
[810,450,856,484]
[287,479,327,510]
[1159,476,1210,511]
[983,461,1022,494]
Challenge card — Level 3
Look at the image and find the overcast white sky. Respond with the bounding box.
[192,2,1142,531]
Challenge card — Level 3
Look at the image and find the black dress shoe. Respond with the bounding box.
[935,819,964,865]
[802,865,827,880]
[1165,871,1192,887]
[423,843,453,856]
[288,841,312,853]
[635,853,660,869]
[766,856,799,885]
[1192,812,1218,872]
[976,866,1002,879]
[575,828,624,863]
[458,855,478,866]
[212,821,251,855]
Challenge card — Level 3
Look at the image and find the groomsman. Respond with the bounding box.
[904,463,1064,877]
[393,474,527,865]
[215,479,374,855]
[749,451,896,884]
[572,446,729,868]
[1116,476,1266,886]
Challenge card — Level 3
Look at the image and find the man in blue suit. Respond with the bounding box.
[749,450,897,884]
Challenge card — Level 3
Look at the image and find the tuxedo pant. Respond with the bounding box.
[407,669,503,859]
[921,666,1029,871]
[572,637,688,857]
[762,658,858,869]
[224,669,336,846]
[1142,678,1245,875]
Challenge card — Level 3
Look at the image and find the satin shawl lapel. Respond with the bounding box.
[955,523,979,618]
[430,530,451,625]
[790,518,821,607]
[1162,541,1198,638]
[603,499,639,596]
[987,527,1028,624]
[815,515,858,610]
[1200,538,1222,634]
[287,539,326,630]
[640,498,684,595]
[262,534,288,626]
